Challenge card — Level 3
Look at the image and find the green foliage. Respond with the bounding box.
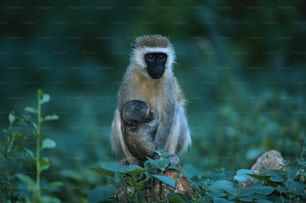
[87,186,115,203]
[90,152,306,202]
[0,112,27,201]
[1,90,305,202]
[191,88,306,170]
[0,90,61,203]
[188,154,306,203]
[90,151,185,202]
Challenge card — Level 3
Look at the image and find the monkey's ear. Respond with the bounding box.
[130,41,137,52]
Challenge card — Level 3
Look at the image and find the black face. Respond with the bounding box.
[144,52,167,79]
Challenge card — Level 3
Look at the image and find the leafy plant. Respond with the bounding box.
[0,90,61,203]
[0,112,28,202]
[90,151,186,202]
[0,91,305,203]
[188,152,306,203]
[90,150,306,203]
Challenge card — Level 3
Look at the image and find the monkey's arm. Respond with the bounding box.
[155,105,191,155]
[167,106,191,155]
[111,109,137,164]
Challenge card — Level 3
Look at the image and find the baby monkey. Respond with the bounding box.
[121,100,158,165]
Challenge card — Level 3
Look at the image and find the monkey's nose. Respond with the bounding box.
[147,65,165,79]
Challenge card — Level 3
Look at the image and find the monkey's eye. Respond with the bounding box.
[145,54,155,63]
[158,53,167,62]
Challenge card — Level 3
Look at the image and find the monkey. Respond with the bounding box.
[111,34,191,165]
[121,100,158,164]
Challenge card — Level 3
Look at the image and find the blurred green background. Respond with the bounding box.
[0,0,305,200]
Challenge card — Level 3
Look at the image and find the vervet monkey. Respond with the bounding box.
[111,34,191,164]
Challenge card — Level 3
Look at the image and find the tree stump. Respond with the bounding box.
[114,157,193,202]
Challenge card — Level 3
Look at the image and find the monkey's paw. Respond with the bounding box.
[168,154,181,166]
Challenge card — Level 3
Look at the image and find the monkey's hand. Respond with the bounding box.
[153,151,181,166]
[121,100,159,164]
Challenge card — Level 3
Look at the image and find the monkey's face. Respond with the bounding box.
[130,41,175,79]
[144,52,167,79]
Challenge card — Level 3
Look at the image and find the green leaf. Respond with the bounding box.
[46,181,63,190]
[103,162,145,174]
[275,185,286,194]
[24,148,35,160]
[42,138,56,149]
[39,157,51,172]
[16,173,35,188]
[270,174,285,182]
[122,164,145,174]
[260,169,286,183]
[255,200,273,203]
[60,169,83,181]
[31,122,38,130]
[251,186,274,195]
[249,173,271,182]
[296,157,306,166]
[183,164,204,179]
[213,197,234,203]
[145,157,170,171]
[238,187,255,197]
[238,196,253,202]
[44,114,59,121]
[40,93,50,104]
[92,162,146,177]
[153,174,176,187]
[168,193,190,203]
[234,169,253,183]
[8,112,16,124]
[208,180,236,197]
[40,196,61,203]
[24,106,37,114]
[285,179,305,196]
[91,166,115,177]
[88,186,115,203]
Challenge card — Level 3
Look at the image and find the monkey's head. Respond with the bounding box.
[130,35,176,79]
[121,100,154,128]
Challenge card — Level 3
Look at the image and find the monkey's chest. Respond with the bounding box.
[133,84,165,117]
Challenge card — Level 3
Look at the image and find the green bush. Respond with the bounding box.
[0,91,305,202]
[0,90,60,203]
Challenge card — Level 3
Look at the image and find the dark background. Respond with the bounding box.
[0,0,305,200]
